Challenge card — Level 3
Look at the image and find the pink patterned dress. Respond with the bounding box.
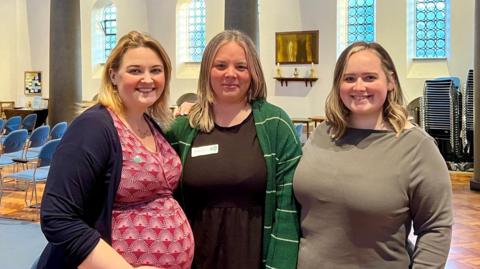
[109,110,194,269]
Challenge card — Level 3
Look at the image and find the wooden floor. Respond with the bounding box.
[446,172,480,268]
[0,171,480,267]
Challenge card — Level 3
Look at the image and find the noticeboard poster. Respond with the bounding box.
[25,71,42,95]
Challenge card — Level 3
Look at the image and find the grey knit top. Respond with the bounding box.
[294,123,452,269]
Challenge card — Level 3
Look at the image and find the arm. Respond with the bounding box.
[79,240,133,269]
[266,110,303,269]
[40,111,130,268]
[409,137,453,268]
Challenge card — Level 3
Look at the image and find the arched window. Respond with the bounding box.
[414,0,448,58]
[102,4,117,59]
[347,0,375,45]
[177,0,206,63]
[92,1,117,66]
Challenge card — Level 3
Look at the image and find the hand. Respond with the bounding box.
[174,102,195,117]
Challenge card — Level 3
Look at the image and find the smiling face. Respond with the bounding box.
[110,47,165,113]
[339,49,394,126]
[209,41,251,105]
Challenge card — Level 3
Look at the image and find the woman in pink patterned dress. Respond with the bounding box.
[38,31,194,269]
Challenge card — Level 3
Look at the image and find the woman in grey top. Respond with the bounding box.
[294,42,452,268]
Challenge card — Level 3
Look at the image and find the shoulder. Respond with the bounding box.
[70,104,113,129]
[166,115,196,142]
[169,116,193,133]
[402,126,435,145]
[62,104,116,145]
[252,99,290,119]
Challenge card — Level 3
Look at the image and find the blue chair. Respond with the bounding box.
[294,123,307,145]
[50,121,68,140]
[5,125,50,161]
[4,116,22,135]
[0,129,28,205]
[0,118,5,134]
[2,139,61,206]
[294,124,304,139]
[21,113,37,134]
[0,155,15,205]
[1,129,28,155]
[0,118,5,143]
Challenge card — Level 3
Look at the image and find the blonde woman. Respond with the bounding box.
[38,31,194,269]
[167,30,302,269]
[294,42,452,268]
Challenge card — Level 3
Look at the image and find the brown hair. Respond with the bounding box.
[325,41,408,139]
[97,30,173,126]
[188,30,267,132]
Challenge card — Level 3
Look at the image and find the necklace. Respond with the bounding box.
[137,126,150,137]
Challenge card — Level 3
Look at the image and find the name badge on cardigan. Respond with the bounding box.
[191,144,219,157]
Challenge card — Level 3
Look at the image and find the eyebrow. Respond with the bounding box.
[213,59,247,64]
[343,72,378,76]
[126,64,164,68]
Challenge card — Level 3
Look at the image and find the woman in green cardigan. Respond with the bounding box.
[167,30,302,269]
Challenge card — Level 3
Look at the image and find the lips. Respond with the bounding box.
[222,83,239,89]
[351,95,372,101]
[136,88,155,93]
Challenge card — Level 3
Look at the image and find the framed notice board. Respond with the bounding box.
[275,30,319,64]
[24,71,42,95]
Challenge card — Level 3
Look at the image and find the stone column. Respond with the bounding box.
[224,0,259,48]
[49,0,82,125]
[470,0,480,190]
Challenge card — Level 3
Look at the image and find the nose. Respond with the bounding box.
[352,78,366,91]
[224,66,237,78]
[141,72,154,83]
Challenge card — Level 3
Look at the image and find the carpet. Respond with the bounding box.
[0,183,43,222]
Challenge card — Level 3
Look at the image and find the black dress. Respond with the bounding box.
[181,113,267,269]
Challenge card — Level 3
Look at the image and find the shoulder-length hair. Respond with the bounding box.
[188,30,267,132]
[97,30,173,126]
[325,41,408,139]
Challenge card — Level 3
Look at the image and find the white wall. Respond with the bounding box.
[0,0,475,118]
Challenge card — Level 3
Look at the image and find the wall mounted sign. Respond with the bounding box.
[24,71,42,95]
[275,30,319,64]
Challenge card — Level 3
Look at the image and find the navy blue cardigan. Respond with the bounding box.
[38,104,162,268]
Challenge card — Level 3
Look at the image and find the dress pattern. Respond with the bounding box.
[109,110,194,268]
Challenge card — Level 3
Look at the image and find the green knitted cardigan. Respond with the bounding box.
[166,99,302,269]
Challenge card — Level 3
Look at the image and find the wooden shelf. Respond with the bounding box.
[274,77,318,87]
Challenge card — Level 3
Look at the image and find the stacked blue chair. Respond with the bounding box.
[21,113,37,134]
[421,77,462,163]
[461,69,474,163]
[50,121,68,140]
[2,138,61,206]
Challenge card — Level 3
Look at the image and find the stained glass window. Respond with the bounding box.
[415,0,448,58]
[103,4,117,60]
[186,0,206,62]
[347,0,375,45]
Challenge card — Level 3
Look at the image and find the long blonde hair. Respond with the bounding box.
[325,41,408,139]
[188,30,267,132]
[97,30,173,126]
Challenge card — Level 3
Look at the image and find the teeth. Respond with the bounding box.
[137,88,154,93]
[352,96,369,100]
